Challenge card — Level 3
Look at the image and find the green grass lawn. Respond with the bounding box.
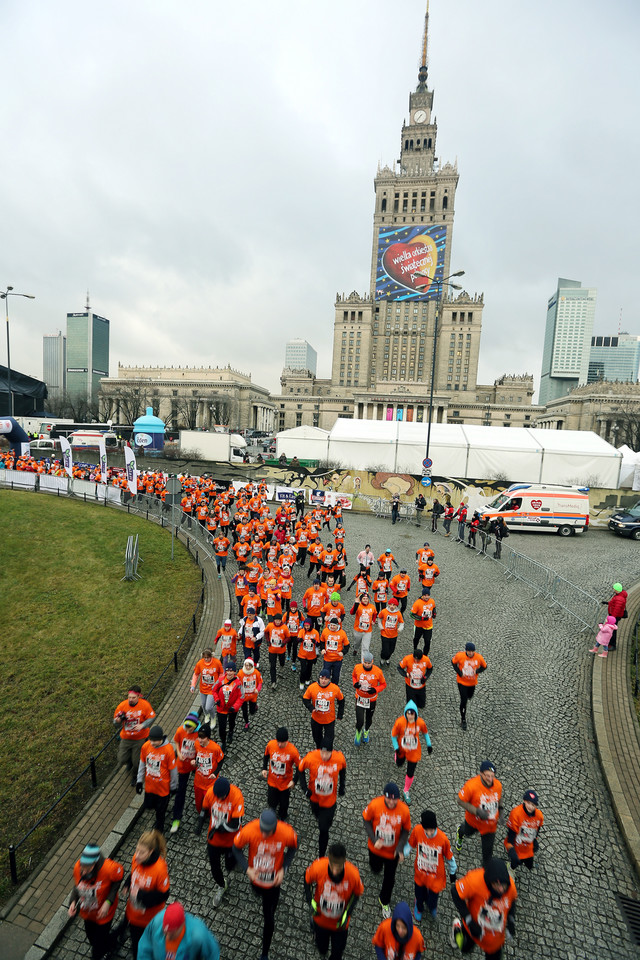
[0,490,202,901]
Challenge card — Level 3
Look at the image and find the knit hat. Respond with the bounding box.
[243,658,255,674]
[225,660,237,672]
[303,618,312,627]
[80,843,101,866]
[465,642,476,652]
[183,711,200,731]
[224,618,232,626]
[259,809,278,832]
[213,777,230,798]
[523,789,538,805]
[163,902,186,933]
[484,858,510,889]
[290,601,298,609]
[421,810,437,830]
[480,760,496,773]
[362,650,374,664]
[613,583,623,592]
[384,782,400,799]
[276,726,288,742]
[199,723,211,739]
[149,725,164,741]
[330,592,341,602]
[319,668,331,680]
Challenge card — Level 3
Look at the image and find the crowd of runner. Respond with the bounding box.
[61,476,544,960]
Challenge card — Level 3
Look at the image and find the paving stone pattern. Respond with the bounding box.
[49,517,640,959]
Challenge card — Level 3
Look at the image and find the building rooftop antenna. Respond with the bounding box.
[418,0,429,85]
[86,289,91,312]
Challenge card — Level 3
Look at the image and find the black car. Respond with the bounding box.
[608,501,640,540]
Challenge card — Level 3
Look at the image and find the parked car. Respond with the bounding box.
[30,438,58,452]
[608,501,640,540]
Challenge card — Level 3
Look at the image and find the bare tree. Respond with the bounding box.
[610,399,640,451]
[46,390,102,422]
[173,396,200,430]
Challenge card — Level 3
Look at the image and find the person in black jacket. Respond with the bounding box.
[414,493,427,527]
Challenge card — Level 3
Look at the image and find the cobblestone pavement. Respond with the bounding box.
[50,515,640,959]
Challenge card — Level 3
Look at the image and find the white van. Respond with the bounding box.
[481,483,590,537]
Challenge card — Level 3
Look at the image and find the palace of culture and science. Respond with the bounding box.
[276,5,538,433]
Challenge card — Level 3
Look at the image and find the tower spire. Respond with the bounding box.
[418,1,429,87]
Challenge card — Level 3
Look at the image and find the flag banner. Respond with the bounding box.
[124,445,138,496]
[59,436,73,478]
[98,438,108,485]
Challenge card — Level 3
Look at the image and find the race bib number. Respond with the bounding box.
[303,638,315,652]
[146,756,162,778]
[320,893,344,918]
[518,823,538,843]
[326,638,339,651]
[253,855,275,885]
[356,694,371,709]
[315,697,330,713]
[462,662,476,678]
[416,842,439,874]
[402,734,418,751]
[359,614,370,630]
[375,825,395,846]
[198,755,213,775]
[315,777,333,796]
[479,903,504,933]
[124,718,138,732]
[270,758,287,776]
[181,740,196,758]
[243,678,256,693]
[479,798,499,820]
[410,671,423,688]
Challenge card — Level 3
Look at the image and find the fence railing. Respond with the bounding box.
[445,518,601,634]
[6,485,207,887]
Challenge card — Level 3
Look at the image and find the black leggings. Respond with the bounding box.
[207,844,236,887]
[368,850,398,906]
[355,699,377,732]
[267,784,291,820]
[269,651,286,682]
[405,685,426,709]
[310,801,336,857]
[241,700,258,723]
[394,754,417,777]
[413,627,432,654]
[252,883,281,957]
[458,684,476,717]
[298,658,315,685]
[380,636,398,662]
[217,711,237,747]
[458,820,496,863]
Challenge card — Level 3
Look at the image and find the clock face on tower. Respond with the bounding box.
[413,109,427,124]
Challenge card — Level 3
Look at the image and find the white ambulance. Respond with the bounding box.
[480,483,590,537]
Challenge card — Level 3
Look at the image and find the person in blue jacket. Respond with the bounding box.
[137,902,220,960]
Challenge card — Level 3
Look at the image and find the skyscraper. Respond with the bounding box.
[285,339,317,375]
[538,278,596,405]
[587,334,640,384]
[42,331,66,398]
[66,310,110,402]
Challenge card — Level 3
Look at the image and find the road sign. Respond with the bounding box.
[420,477,432,487]
[422,457,433,469]
[421,467,432,477]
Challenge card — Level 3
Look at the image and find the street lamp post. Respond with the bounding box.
[1,286,36,417]
[425,271,465,465]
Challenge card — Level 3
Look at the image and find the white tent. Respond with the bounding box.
[274,425,329,461]
[276,419,622,488]
[616,444,640,488]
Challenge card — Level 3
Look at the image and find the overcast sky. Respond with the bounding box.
[2,0,638,401]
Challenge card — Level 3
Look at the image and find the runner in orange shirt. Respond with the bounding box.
[389,569,411,613]
[377,548,398,581]
[450,858,517,956]
[352,651,387,746]
[296,619,320,690]
[304,843,363,960]
[406,809,456,922]
[136,726,177,834]
[378,597,405,667]
[504,789,544,872]
[303,669,345,748]
[285,600,302,666]
[371,575,390,614]
[372,901,425,960]
[195,776,245,908]
[262,726,301,820]
[264,613,290,689]
[419,556,440,596]
[212,533,231,578]
[190,649,223,724]
[455,760,503,864]
[120,830,170,958]
[191,724,224,813]
[68,843,124,960]
[298,740,347,857]
[170,711,200,835]
[319,617,350,685]
[410,588,436,655]
[451,642,487,730]
[363,782,411,918]
[233,809,298,960]
[391,702,432,805]
[113,686,156,787]
[240,657,263,730]
[231,565,250,618]
[350,592,378,659]
[398,649,433,710]
[214,619,238,668]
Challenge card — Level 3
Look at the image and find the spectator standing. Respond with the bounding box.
[414,493,426,527]
[490,515,509,559]
[589,616,616,659]
[391,492,401,524]
[431,497,444,532]
[454,503,468,542]
[602,583,628,651]
[443,502,454,537]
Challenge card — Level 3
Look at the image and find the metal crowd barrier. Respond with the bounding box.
[0,469,124,504]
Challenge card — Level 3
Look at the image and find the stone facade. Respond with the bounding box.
[537,379,640,446]
[99,364,276,432]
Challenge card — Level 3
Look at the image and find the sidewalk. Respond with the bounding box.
[592,584,640,883]
[0,527,227,960]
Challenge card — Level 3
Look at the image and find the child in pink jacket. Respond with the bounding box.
[589,616,616,658]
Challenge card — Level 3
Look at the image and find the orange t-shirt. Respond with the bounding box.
[416,546,435,568]
[505,804,544,860]
[420,563,440,587]
[234,819,298,888]
[320,626,349,662]
[265,622,289,654]
[264,739,301,789]
[297,628,320,661]
[114,698,155,741]
[363,795,411,858]
[411,597,435,628]
[125,853,170,926]
[458,775,503,834]
[299,749,347,807]
[372,918,424,959]
[304,858,363,930]
[140,741,176,796]
[455,867,517,953]
[408,825,452,892]
[353,602,377,633]
[391,715,428,763]
[193,740,224,791]
[173,725,199,775]
[191,657,223,694]
[378,553,396,573]
[304,587,326,617]
[378,607,404,638]
[202,782,245,848]
[241,668,263,702]
[452,651,487,687]
[303,682,344,723]
[390,573,411,597]
[399,653,433,690]
[352,664,386,704]
[371,579,389,604]
[215,628,238,660]
[73,858,124,923]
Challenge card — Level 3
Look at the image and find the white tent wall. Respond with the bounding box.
[275,425,330,461]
